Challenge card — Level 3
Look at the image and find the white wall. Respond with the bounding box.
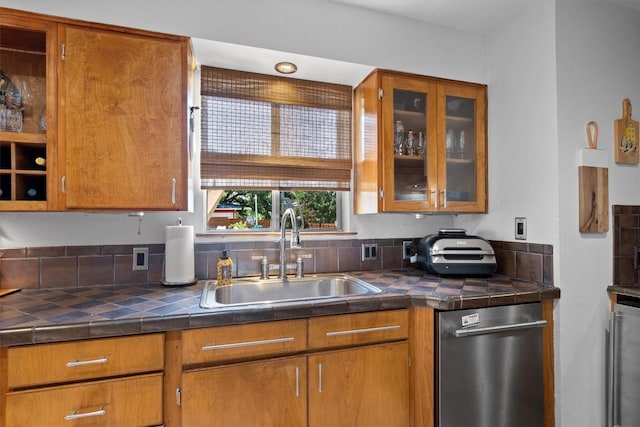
[455,0,559,247]
[555,2,640,426]
[0,0,494,247]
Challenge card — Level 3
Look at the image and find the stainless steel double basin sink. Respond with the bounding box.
[200,274,383,308]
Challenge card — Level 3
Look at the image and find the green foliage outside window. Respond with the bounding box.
[214,190,337,230]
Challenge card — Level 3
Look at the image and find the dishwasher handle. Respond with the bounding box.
[454,319,547,338]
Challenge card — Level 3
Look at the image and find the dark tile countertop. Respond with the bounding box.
[607,285,640,299]
[0,268,560,346]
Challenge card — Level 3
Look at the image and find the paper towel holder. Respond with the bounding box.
[160,271,198,287]
[161,218,198,287]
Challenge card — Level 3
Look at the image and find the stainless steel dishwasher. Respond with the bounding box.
[437,302,547,427]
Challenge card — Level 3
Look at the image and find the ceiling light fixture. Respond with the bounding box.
[275,61,298,74]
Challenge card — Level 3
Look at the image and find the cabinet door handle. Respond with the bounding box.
[65,357,108,367]
[61,176,66,194]
[318,363,323,393]
[431,189,437,208]
[442,189,447,209]
[325,324,401,337]
[295,366,300,397]
[171,178,176,204]
[201,336,294,351]
[64,407,106,421]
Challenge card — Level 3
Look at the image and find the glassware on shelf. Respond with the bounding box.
[11,76,32,116]
[37,106,47,133]
[459,130,466,159]
[406,130,415,156]
[0,71,24,132]
[0,108,23,132]
[395,120,405,155]
[417,131,425,156]
[0,71,22,109]
[446,129,454,158]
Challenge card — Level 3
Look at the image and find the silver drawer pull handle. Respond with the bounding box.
[325,325,401,337]
[65,357,108,367]
[202,336,294,351]
[454,320,547,338]
[64,407,106,420]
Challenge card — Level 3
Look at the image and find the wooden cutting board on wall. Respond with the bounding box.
[578,166,609,233]
[615,98,639,164]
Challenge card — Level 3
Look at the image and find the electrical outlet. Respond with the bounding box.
[361,243,378,261]
[402,241,413,259]
[133,247,149,271]
[515,217,527,240]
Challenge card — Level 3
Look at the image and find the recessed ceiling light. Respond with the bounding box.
[275,61,298,74]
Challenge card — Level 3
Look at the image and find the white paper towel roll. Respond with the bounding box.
[164,224,195,284]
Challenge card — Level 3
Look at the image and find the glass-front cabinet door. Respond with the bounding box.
[380,75,438,212]
[436,83,486,212]
[0,13,56,211]
[353,69,487,215]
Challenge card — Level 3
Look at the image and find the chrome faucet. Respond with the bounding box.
[279,207,302,279]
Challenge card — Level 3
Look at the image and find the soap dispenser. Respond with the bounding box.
[216,250,233,285]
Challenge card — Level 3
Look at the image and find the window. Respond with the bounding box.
[206,190,340,231]
[200,67,352,232]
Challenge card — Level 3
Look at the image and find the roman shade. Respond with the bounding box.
[200,66,352,190]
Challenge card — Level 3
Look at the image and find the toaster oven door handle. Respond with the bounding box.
[431,250,495,256]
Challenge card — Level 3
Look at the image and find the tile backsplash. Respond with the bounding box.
[613,205,640,285]
[0,237,554,289]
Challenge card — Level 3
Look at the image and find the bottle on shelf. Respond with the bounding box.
[34,156,46,168]
[18,175,45,201]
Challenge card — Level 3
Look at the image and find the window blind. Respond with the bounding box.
[200,66,352,190]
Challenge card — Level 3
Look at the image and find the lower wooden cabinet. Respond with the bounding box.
[175,311,409,427]
[181,356,307,427]
[180,343,408,427]
[308,342,409,427]
[1,334,165,427]
[5,373,163,427]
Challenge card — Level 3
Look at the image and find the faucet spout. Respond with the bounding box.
[279,207,300,279]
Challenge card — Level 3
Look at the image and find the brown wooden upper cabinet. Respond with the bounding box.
[354,69,487,214]
[0,12,57,211]
[0,8,192,211]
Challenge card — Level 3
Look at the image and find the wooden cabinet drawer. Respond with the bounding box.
[7,334,164,388]
[182,319,307,365]
[308,310,408,349]
[5,373,162,427]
